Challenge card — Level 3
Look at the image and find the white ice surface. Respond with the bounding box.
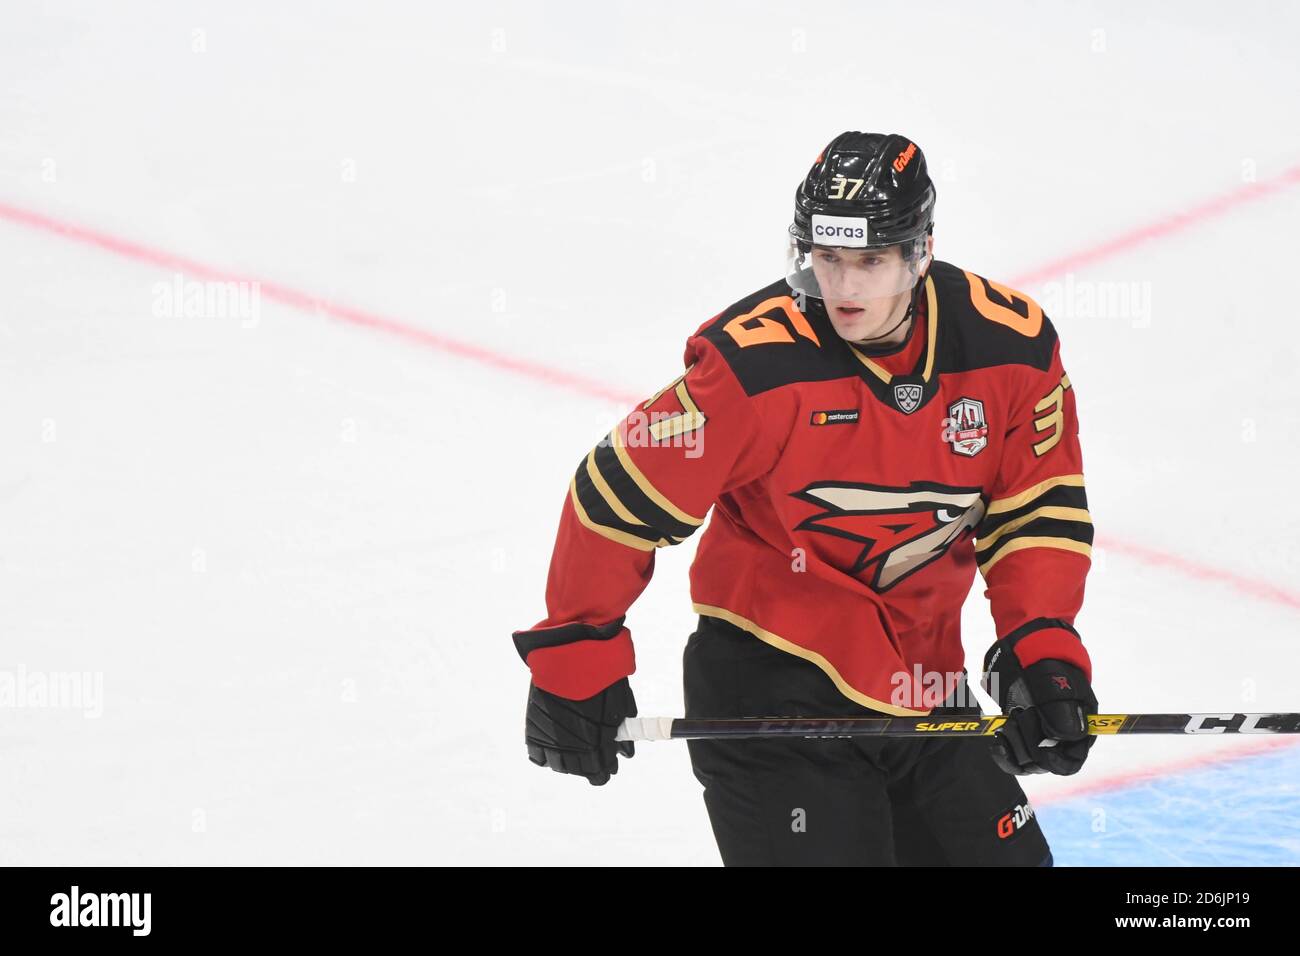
[1,1,1298,864]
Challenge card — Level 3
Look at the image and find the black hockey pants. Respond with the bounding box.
[683,614,1054,866]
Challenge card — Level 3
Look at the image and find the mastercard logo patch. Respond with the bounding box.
[809,409,860,426]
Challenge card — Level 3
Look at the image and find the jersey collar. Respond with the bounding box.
[846,274,942,415]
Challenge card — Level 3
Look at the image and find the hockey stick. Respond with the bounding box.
[616,712,1300,741]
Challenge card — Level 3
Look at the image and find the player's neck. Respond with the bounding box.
[852,297,914,354]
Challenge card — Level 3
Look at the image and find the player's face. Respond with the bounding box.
[810,244,915,341]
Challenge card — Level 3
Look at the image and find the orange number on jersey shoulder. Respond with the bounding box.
[962,270,1043,337]
[723,296,821,349]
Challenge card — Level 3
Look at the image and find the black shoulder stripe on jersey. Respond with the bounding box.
[928,260,1059,376]
[688,261,1067,400]
[579,434,702,546]
[571,454,666,547]
[590,439,700,541]
[976,483,1089,540]
[694,279,860,397]
[975,515,1094,569]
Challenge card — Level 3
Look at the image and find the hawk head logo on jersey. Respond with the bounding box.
[791,481,985,591]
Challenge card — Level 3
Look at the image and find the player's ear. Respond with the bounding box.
[915,233,934,275]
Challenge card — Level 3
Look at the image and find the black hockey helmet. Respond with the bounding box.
[787,132,936,302]
[791,131,936,257]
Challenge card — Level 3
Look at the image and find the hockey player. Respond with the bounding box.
[512,131,1096,866]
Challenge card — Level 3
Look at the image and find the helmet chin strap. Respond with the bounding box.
[852,268,927,347]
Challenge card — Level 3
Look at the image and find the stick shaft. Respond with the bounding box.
[615,712,1300,741]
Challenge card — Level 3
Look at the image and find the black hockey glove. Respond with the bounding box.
[983,623,1098,776]
[525,677,637,786]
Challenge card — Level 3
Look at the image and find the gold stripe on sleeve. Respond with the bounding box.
[569,476,660,552]
[975,506,1092,552]
[611,428,706,527]
[977,536,1093,576]
[584,449,646,527]
[985,474,1085,516]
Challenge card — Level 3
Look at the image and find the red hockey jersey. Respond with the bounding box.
[516,260,1093,715]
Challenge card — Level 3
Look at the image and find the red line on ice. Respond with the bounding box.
[0,201,635,407]
[3,165,1300,615]
[6,167,1297,405]
[1034,733,1300,805]
[1096,535,1300,611]
[1007,166,1300,288]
